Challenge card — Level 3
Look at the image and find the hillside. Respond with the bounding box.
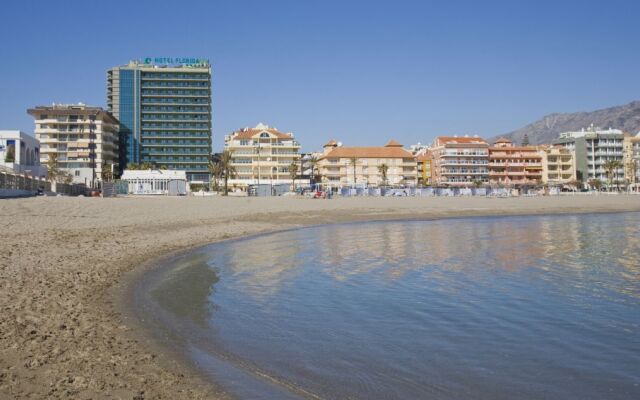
[491,101,640,145]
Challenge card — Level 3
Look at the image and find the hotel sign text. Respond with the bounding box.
[143,57,210,66]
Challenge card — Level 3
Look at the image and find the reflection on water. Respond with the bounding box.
[156,213,640,400]
[150,253,219,327]
[216,215,640,300]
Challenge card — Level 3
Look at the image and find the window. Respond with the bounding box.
[74,170,80,177]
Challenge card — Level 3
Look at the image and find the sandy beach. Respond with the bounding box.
[1,195,639,399]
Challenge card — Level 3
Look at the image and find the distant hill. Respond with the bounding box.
[490,101,640,145]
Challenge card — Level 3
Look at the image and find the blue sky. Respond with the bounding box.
[1,0,639,151]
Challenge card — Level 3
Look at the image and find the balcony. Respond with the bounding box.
[489,162,541,167]
[443,152,488,157]
[441,160,488,166]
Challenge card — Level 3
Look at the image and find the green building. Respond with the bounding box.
[107,58,212,182]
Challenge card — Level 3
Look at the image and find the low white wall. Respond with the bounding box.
[0,188,36,198]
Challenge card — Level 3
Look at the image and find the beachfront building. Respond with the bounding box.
[300,151,324,186]
[623,133,640,187]
[27,104,120,186]
[540,145,577,186]
[107,58,212,183]
[317,139,417,188]
[416,153,432,186]
[488,138,543,187]
[428,136,489,187]
[223,123,302,190]
[0,130,47,177]
[552,126,625,185]
[120,168,187,195]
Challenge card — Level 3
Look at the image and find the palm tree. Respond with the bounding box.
[208,159,223,192]
[101,162,113,182]
[141,161,156,170]
[378,163,389,187]
[220,149,237,196]
[603,159,623,191]
[289,161,299,191]
[348,156,358,188]
[472,179,483,188]
[307,155,318,186]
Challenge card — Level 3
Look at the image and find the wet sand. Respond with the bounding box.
[1,195,639,399]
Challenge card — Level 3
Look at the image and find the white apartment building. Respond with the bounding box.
[224,123,302,189]
[0,130,47,177]
[28,103,120,186]
[553,126,625,184]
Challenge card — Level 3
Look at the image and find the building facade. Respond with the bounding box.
[416,153,432,186]
[318,140,417,188]
[0,130,47,177]
[27,104,119,185]
[224,123,301,189]
[120,169,188,195]
[623,133,640,186]
[428,136,489,187]
[107,59,212,182]
[488,138,543,186]
[552,126,625,185]
[540,145,577,186]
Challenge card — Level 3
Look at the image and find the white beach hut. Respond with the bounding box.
[120,169,188,195]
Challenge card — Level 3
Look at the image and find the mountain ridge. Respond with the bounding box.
[490,101,640,145]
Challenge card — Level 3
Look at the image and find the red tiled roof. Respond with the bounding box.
[322,146,414,159]
[489,146,540,152]
[385,139,403,147]
[436,136,488,145]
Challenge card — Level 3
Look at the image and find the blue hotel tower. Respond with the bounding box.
[107,59,212,182]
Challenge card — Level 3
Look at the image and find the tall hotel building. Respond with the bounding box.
[107,59,212,182]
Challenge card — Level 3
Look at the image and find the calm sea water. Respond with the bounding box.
[146,213,640,400]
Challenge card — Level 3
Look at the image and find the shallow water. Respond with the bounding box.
[146,213,640,399]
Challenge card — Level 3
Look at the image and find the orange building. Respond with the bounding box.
[488,138,543,186]
[429,135,489,186]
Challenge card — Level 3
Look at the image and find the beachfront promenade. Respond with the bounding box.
[1,196,640,399]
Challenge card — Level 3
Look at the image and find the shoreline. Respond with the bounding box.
[121,209,640,400]
[1,196,640,398]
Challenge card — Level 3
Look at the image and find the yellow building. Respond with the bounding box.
[540,145,577,186]
[416,153,432,186]
[623,134,640,186]
[224,123,301,189]
[318,139,417,188]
